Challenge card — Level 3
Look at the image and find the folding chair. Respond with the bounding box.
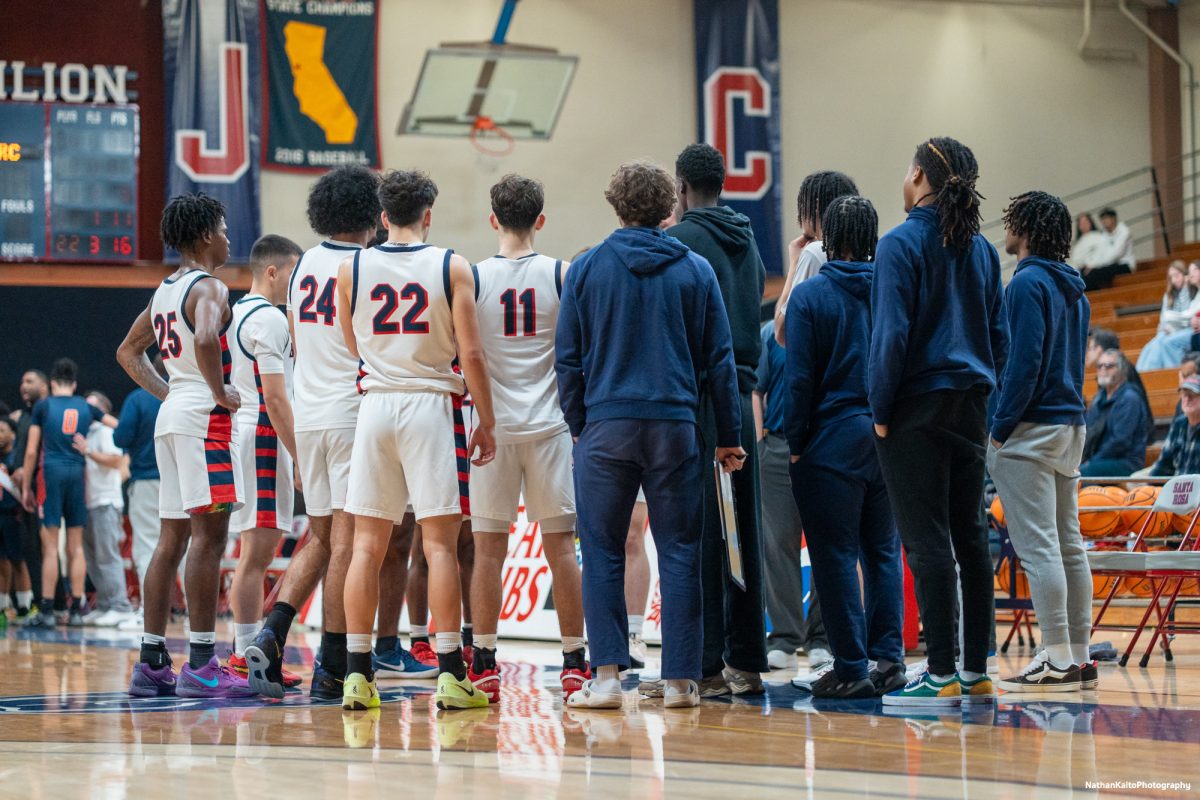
[1131,480,1200,667]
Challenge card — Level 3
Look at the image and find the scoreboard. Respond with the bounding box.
[0,102,138,262]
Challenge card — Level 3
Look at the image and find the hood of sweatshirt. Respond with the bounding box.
[605,226,691,275]
[1015,255,1086,305]
[820,259,873,299]
[678,206,756,257]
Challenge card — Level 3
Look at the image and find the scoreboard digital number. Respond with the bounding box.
[0,102,138,263]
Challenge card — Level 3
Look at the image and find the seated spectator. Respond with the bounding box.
[1086,327,1120,369]
[1137,261,1200,370]
[1069,213,1106,272]
[1081,208,1136,291]
[1081,350,1153,476]
[1149,376,1200,477]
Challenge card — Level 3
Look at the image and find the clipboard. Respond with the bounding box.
[714,460,746,591]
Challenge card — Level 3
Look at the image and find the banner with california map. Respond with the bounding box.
[262,0,380,171]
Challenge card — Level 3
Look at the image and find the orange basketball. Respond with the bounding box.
[1089,543,1126,597]
[1172,511,1197,535]
[1121,574,1156,597]
[989,495,1005,528]
[1078,486,1125,538]
[995,556,1029,597]
[1121,486,1171,536]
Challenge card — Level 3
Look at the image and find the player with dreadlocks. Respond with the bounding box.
[784,195,906,699]
[869,136,1009,708]
[989,191,1095,693]
[773,170,858,345]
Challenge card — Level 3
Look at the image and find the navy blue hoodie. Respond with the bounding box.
[990,256,1091,444]
[785,260,878,476]
[1083,382,1151,472]
[555,226,742,447]
[868,206,1009,425]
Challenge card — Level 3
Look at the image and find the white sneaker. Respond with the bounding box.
[116,611,144,631]
[628,635,648,670]
[792,660,835,692]
[767,649,798,670]
[906,659,929,683]
[107,610,140,629]
[664,680,700,708]
[93,609,128,627]
[805,647,833,669]
[566,680,624,709]
[81,608,108,626]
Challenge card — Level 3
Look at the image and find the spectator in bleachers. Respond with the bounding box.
[1136,261,1200,370]
[1081,350,1153,476]
[1148,376,1200,477]
[1086,327,1120,369]
[76,391,135,627]
[1069,213,1105,272]
[1081,209,1136,291]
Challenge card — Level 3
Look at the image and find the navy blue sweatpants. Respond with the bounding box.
[574,418,704,680]
[790,454,904,683]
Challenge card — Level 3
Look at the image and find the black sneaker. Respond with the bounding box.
[869,662,907,696]
[244,628,286,699]
[997,653,1082,693]
[812,674,875,699]
[1079,661,1099,690]
[310,664,345,701]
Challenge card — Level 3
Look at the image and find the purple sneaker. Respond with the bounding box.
[177,657,257,698]
[130,662,178,697]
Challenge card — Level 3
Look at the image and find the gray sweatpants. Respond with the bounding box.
[987,423,1092,651]
[85,504,133,612]
[127,480,160,594]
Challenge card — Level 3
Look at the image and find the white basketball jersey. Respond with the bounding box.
[474,253,569,443]
[351,243,464,396]
[230,294,294,429]
[287,240,363,432]
[150,268,234,441]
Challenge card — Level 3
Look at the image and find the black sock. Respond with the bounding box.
[70,596,84,612]
[322,632,348,677]
[411,634,429,647]
[438,648,467,680]
[40,598,53,614]
[264,602,297,645]
[140,641,170,669]
[375,635,399,655]
[563,649,587,672]
[473,646,496,673]
[189,641,215,670]
[347,650,374,681]
[462,625,474,648]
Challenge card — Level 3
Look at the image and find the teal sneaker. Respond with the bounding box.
[882,671,962,708]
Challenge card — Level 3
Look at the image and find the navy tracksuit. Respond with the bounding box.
[556,226,741,680]
[785,259,903,682]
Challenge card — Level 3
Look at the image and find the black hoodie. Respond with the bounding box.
[668,206,766,393]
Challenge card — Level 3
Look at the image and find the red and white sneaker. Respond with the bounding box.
[410,641,438,667]
[561,663,592,700]
[469,665,502,704]
[228,652,302,688]
[463,645,474,671]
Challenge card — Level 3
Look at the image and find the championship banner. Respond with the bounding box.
[694,0,784,274]
[163,0,263,260]
[263,0,380,171]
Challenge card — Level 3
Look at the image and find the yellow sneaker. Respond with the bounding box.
[341,672,380,710]
[435,707,490,748]
[435,671,489,711]
[341,707,380,748]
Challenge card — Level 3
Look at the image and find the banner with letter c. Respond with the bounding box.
[263,0,381,171]
[694,0,783,274]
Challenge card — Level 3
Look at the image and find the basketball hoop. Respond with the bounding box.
[469,115,515,157]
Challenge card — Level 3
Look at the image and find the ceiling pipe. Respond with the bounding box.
[1117,0,1198,241]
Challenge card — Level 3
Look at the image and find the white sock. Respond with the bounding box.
[475,633,498,650]
[346,633,373,654]
[1070,642,1091,664]
[931,672,956,682]
[234,622,261,656]
[435,631,462,654]
[594,664,621,693]
[190,631,216,645]
[0,594,10,611]
[16,590,32,609]
[627,615,643,637]
[958,670,983,682]
[562,636,585,654]
[410,624,428,639]
[142,633,166,647]
[1046,643,1074,669]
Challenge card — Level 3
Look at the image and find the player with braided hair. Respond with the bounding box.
[785,195,906,699]
[989,190,1095,692]
[870,136,1008,708]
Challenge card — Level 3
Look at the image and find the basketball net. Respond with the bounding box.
[469,115,515,158]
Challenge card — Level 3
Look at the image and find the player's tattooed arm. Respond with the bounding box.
[116,303,169,402]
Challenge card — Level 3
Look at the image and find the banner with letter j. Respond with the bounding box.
[694,0,783,274]
[263,0,381,171]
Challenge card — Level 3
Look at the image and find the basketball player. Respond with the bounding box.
[468,174,589,702]
[245,165,383,700]
[19,358,118,628]
[119,193,251,698]
[871,138,1008,708]
[337,170,496,712]
[990,191,1095,692]
[225,235,305,688]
